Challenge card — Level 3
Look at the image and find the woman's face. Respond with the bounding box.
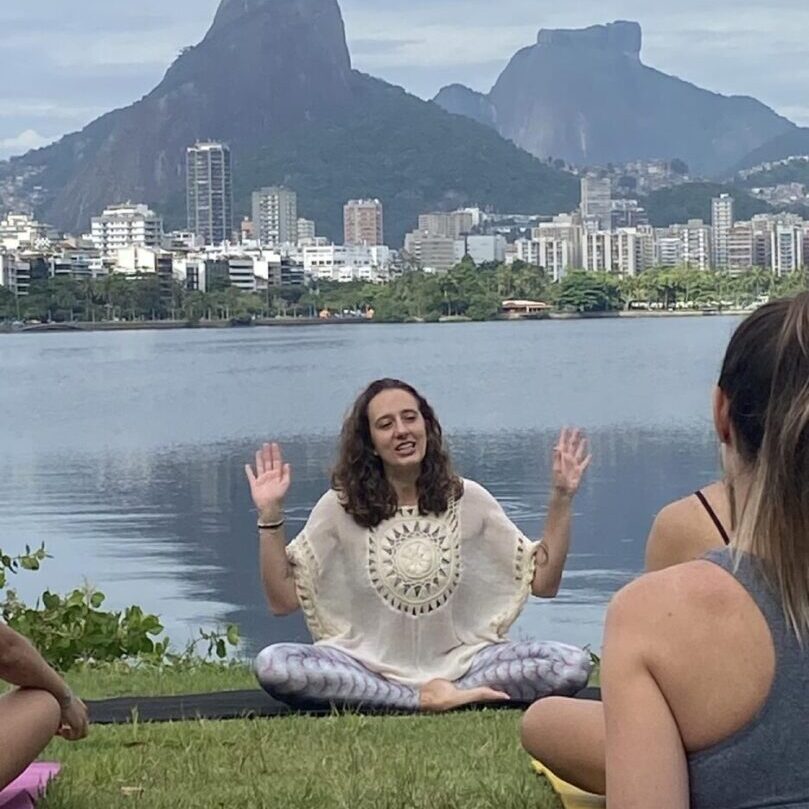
[367,388,428,472]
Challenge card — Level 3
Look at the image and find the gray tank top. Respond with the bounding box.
[688,548,809,809]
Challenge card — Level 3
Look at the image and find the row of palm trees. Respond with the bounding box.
[2,264,805,324]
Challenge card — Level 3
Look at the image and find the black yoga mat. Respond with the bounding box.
[86,686,602,725]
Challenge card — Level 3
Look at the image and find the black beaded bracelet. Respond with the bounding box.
[257,519,285,531]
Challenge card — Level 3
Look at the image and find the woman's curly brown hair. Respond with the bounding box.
[331,379,463,528]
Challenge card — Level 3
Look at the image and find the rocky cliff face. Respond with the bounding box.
[4,0,577,242]
[12,0,354,232]
[434,21,795,176]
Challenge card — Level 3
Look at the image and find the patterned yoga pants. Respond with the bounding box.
[254,641,592,711]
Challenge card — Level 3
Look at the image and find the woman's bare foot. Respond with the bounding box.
[419,679,510,713]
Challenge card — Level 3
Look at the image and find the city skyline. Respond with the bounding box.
[2,0,809,159]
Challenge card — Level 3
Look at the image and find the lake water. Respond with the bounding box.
[0,318,740,657]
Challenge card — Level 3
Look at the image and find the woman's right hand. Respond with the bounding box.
[245,442,292,520]
[58,695,89,741]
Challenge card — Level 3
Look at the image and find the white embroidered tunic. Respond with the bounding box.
[286,479,539,686]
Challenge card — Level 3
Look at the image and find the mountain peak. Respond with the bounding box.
[536,21,642,58]
[208,0,350,72]
[212,0,312,28]
[435,18,793,175]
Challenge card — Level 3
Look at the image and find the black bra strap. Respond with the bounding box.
[694,490,731,546]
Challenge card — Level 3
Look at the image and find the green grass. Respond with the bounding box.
[62,663,258,699]
[32,666,561,809]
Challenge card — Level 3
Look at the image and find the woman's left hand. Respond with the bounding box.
[552,428,591,497]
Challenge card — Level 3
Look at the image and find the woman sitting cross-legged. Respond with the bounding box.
[245,378,593,712]
[0,621,89,790]
[523,294,809,808]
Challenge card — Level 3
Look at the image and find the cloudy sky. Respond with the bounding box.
[2,0,808,159]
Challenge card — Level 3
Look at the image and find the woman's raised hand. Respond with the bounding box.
[245,442,292,519]
[552,428,591,498]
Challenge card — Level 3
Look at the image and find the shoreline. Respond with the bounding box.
[0,309,748,334]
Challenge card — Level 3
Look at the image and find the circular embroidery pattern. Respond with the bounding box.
[368,513,461,616]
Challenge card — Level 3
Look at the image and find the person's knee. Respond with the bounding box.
[16,689,61,737]
[521,696,567,758]
[254,644,295,688]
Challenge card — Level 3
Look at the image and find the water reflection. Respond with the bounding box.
[0,320,735,653]
[0,427,720,653]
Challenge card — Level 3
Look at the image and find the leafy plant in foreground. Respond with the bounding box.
[0,546,239,671]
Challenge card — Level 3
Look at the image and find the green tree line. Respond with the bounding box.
[1,263,806,324]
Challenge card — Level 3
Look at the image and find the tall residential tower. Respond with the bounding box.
[251,187,298,246]
[186,142,233,246]
[344,199,384,246]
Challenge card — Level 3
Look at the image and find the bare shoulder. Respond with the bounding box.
[606,558,774,752]
[610,560,742,637]
[645,486,726,571]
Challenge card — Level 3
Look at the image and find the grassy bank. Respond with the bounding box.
[34,666,559,809]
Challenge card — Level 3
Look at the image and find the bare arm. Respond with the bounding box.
[0,623,71,699]
[246,443,300,616]
[532,428,591,598]
[532,491,572,597]
[0,623,89,740]
[602,585,690,809]
[258,521,299,616]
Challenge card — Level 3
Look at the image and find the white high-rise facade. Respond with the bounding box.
[772,224,804,276]
[580,176,612,229]
[712,194,734,270]
[582,228,647,276]
[682,220,712,271]
[90,203,163,258]
[297,218,316,245]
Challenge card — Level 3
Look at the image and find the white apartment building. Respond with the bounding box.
[163,230,202,252]
[771,224,804,275]
[580,176,612,229]
[0,254,34,295]
[227,257,257,292]
[51,250,105,281]
[681,220,712,271]
[418,210,476,240]
[532,216,583,266]
[403,230,456,272]
[173,257,232,292]
[251,187,298,246]
[654,221,711,270]
[712,194,734,270]
[515,236,575,281]
[582,228,647,275]
[655,232,683,267]
[113,245,173,275]
[303,244,391,281]
[0,213,53,251]
[297,218,316,245]
[91,203,163,258]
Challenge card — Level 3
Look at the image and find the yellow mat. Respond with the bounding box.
[532,760,605,809]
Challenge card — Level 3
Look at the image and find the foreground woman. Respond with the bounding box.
[524,294,809,807]
[246,378,593,712]
[0,622,88,789]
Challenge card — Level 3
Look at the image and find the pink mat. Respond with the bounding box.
[0,763,60,809]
